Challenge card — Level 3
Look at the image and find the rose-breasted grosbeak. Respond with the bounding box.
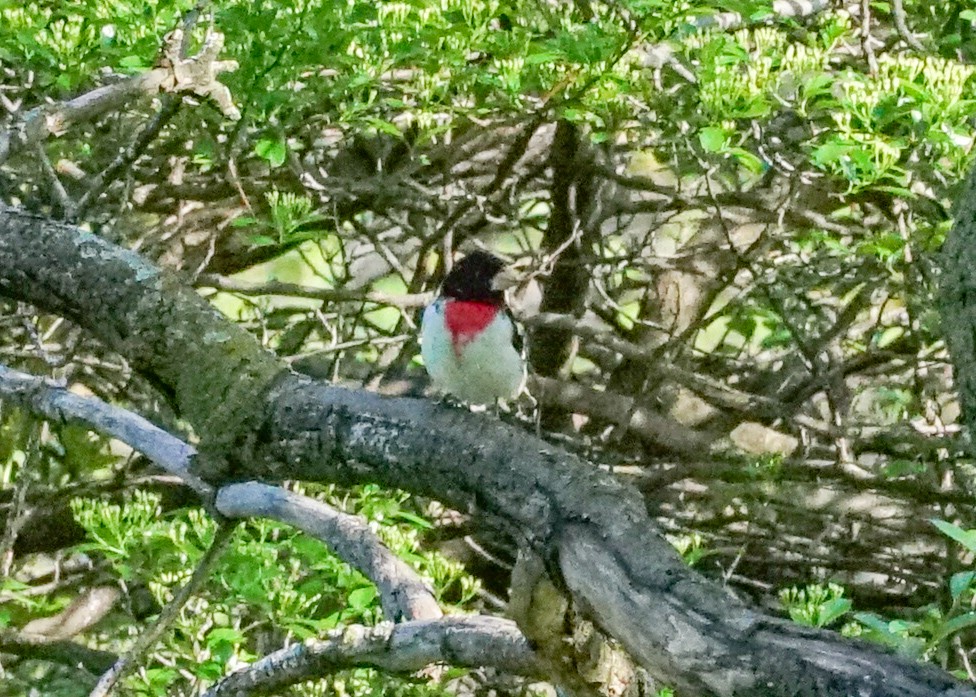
[421,251,525,405]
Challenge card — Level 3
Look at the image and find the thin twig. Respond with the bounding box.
[196,273,433,308]
[35,144,76,218]
[860,0,878,75]
[0,418,39,577]
[891,0,926,51]
[73,97,182,220]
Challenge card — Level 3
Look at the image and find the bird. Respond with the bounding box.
[420,250,526,405]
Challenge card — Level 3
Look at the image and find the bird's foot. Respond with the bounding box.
[435,393,467,409]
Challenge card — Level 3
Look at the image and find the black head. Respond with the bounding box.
[441,251,506,304]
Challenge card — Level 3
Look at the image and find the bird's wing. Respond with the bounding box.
[506,307,525,355]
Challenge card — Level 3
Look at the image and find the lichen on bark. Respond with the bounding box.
[0,205,285,467]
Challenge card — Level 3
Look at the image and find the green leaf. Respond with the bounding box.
[811,140,851,166]
[525,51,562,65]
[881,459,924,478]
[231,215,258,228]
[366,117,403,137]
[728,147,765,174]
[255,138,287,168]
[699,126,727,153]
[932,612,976,642]
[392,510,434,529]
[874,326,904,348]
[931,519,976,554]
[818,597,852,626]
[950,571,976,601]
[871,185,915,198]
[206,628,243,647]
[118,55,146,71]
[248,234,278,247]
[347,585,377,610]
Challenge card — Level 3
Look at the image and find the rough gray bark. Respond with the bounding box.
[203,617,545,697]
[1,204,973,697]
[940,165,976,438]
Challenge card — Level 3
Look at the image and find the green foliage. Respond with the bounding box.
[50,486,476,695]
[5,0,976,691]
[0,1,194,92]
[666,531,711,566]
[779,582,852,628]
[238,190,332,248]
[845,604,976,667]
[816,520,976,670]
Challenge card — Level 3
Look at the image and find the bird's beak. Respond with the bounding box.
[491,268,520,292]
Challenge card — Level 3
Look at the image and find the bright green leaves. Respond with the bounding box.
[536,22,623,67]
[0,1,194,92]
[237,190,331,248]
[809,56,976,189]
[683,12,976,198]
[932,518,976,555]
[695,32,777,120]
[780,583,852,628]
[254,137,287,168]
[840,519,976,664]
[809,134,906,192]
[666,531,711,566]
[698,125,727,152]
[698,124,766,173]
[66,485,477,694]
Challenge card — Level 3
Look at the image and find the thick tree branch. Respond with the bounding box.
[1,206,973,696]
[0,207,284,456]
[940,164,976,449]
[203,616,545,697]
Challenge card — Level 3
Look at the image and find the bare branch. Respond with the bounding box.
[529,374,715,456]
[22,586,122,640]
[203,616,545,697]
[0,628,118,675]
[196,273,433,309]
[0,363,212,500]
[73,97,182,220]
[0,362,441,625]
[891,0,926,52]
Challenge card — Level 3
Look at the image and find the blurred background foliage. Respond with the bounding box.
[2,0,976,693]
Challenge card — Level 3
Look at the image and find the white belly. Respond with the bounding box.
[421,300,525,404]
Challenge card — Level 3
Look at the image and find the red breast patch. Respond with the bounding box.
[444,301,497,353]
